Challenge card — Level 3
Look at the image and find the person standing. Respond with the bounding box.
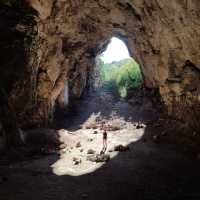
[100,128,107,154]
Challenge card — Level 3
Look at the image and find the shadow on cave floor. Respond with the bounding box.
[0,131,200,200]
[0,89,199,200]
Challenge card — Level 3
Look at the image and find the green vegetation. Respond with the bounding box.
[100,58,142,97]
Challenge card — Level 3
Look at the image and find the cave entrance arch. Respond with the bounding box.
[55,36,143,128]
[93,36,142,98]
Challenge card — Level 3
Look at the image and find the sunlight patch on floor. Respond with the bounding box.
[51,127,145,176]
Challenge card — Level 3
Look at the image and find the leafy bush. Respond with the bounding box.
[100,58,142,97]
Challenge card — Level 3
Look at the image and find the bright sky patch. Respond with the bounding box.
[100,37,130,63]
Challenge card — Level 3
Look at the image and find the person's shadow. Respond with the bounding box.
[100,145,107,154]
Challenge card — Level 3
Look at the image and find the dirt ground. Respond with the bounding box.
[0,90,200,200]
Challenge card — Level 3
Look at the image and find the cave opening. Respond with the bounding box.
[94,37,142,98]
[56,36,144,130]
[51,37,157,176]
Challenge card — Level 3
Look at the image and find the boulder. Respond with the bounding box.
[114,145,129,152]
[87,154,110,163]
[87,149,95,154]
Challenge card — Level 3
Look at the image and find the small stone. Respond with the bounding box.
[76,142,81,148]
[87,155,97,162]
[88,138,93,142]
[59,149,66,154]
[73,157,77,162]
[85,126,91,129]
[59,143,66,149]
[73,157,82,165]
[136,124,144,129]
[87,149,95,154]
[80,149,84,152]
[74,160,81,165]
[96,154,110,162]
[93,130,98,134]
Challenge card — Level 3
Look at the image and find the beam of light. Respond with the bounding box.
[100,37,130,63]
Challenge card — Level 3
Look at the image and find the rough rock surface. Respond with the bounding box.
[0,0,200,146]
[87,154,110,163]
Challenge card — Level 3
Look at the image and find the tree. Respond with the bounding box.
[99,58,142,97]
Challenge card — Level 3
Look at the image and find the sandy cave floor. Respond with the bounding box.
[0,91,200,200]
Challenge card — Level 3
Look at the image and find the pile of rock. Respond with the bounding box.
[135,123,144,129]
[87,154,110,163]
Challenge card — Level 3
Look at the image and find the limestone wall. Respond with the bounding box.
[0,0,200,130]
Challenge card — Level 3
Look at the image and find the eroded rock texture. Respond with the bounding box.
[0,0,200,145]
